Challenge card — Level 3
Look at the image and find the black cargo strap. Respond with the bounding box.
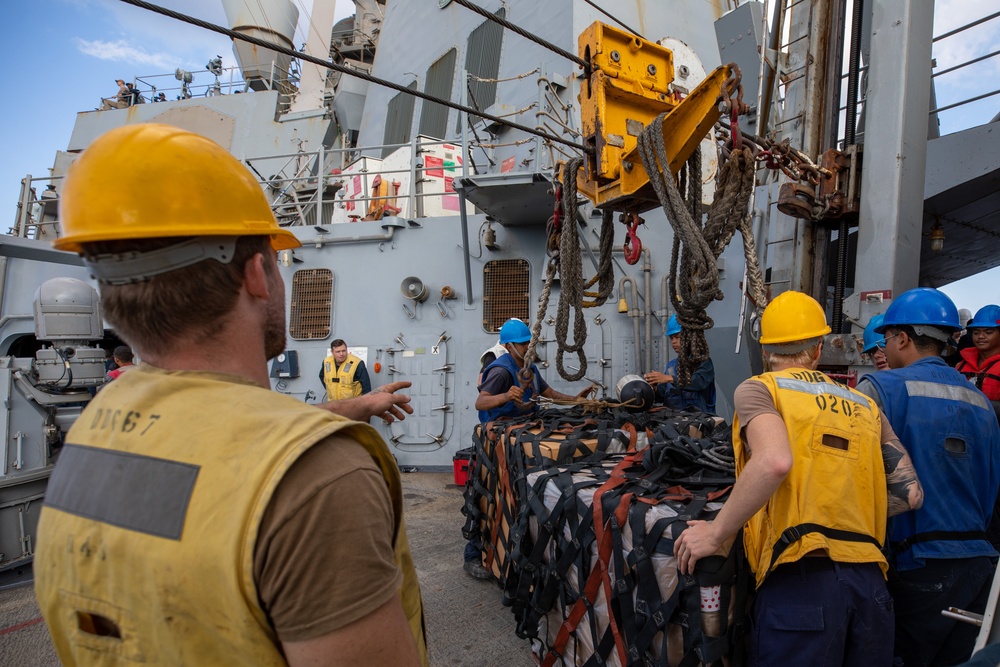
[506,464,607,627]
[463,404,738,666]
[768,523,882,573]
[727,533,751,667]
[892,530,988,554]
[461,425,494,543]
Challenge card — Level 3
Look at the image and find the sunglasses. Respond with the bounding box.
[875,331,902,350]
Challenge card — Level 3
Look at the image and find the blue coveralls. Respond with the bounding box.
[859,356,1000,667]
[655,357,717,414]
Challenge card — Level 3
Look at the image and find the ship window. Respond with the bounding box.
[289,269,334,340]
[383,82,418,157]
[458,8,505,132]
[419,48,457,140]
[483,259,530,332]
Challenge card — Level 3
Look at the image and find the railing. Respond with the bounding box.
[832,6,1000,142]
[929,9,1000,123]
[91,64,299,109]
[11,134,475,241]
[248,135,473,228]
[767,4,1000,148]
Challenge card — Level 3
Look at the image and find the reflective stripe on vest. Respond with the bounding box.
[862,356,1000,571]
[904,379,991,410]
[774,377,868,406]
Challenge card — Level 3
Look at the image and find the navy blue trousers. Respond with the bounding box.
[751,559,894,667]
[890,556,995,667]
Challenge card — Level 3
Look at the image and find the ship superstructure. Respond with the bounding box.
[2,3,1000,649]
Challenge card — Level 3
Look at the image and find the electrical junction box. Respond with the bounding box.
[270,350,300,378]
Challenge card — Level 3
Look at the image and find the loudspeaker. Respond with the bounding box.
[400,276,429,302]
[616,374,655,412]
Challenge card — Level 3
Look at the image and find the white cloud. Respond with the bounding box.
[74,37,176,70]
[933,0,999,37]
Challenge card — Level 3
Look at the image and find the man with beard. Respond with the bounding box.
[33,124,427,667]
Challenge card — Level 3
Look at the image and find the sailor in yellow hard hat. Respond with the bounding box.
[673,290,922,666]
[35,123,428,666]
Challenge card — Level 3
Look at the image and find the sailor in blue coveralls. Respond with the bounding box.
[856,288,1000,667]
[464,319,592,579]
[644,314,717,414]
[474,318,592,422]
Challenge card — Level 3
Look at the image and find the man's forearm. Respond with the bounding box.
[882,438,923,517]
[542,388,574,401]
[475,392,512,411]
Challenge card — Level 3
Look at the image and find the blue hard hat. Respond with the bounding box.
[862,314,886,353]
[968,305,1000,330]
[499,318,531,344]
[876,288,960,334]
[665,314,682,337]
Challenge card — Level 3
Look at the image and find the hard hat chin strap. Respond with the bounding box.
[83,236,238,285]
[910,324,953,343]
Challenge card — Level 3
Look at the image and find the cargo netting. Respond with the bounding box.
[461,405,750,666]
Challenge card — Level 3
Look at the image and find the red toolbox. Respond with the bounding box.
[453,447,473,486]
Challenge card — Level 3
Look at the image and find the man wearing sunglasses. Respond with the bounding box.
[856,288,1000,667]
[862,313,890,372]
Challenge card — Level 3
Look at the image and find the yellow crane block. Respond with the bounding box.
[576,21,729,212]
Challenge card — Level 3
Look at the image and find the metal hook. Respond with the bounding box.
[623,212,643,265]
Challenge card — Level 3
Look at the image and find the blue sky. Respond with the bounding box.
[0,0,349,219]
[1,0,997,311]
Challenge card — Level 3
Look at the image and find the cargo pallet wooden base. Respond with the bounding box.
[462,406,749,666]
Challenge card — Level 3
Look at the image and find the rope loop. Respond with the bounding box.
[636,107,764,386]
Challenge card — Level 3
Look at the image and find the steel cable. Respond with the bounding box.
[117,0,590,153]
[449,0,588,69]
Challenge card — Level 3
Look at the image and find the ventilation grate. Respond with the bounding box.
[459,8,505,132]
[419,48,457,140]
[289,269,333,340]
[383,82,418,157]
[483,259,530,332]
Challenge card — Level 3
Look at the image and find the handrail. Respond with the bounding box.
[12,134,478,237]
[932,48,1000,79]
[929,89,1000,116]
[933,10,1000,43]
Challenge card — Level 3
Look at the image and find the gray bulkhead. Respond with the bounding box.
[276,0,753,468]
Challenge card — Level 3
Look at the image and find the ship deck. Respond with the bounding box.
[0,472,531,666]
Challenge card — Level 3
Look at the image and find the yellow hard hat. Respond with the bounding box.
[759,291,831,345]
[54,123,300,253]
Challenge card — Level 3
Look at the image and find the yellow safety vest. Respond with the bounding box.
[35,365,427,666]
[324,353,364,400]
[733,368,888,589]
